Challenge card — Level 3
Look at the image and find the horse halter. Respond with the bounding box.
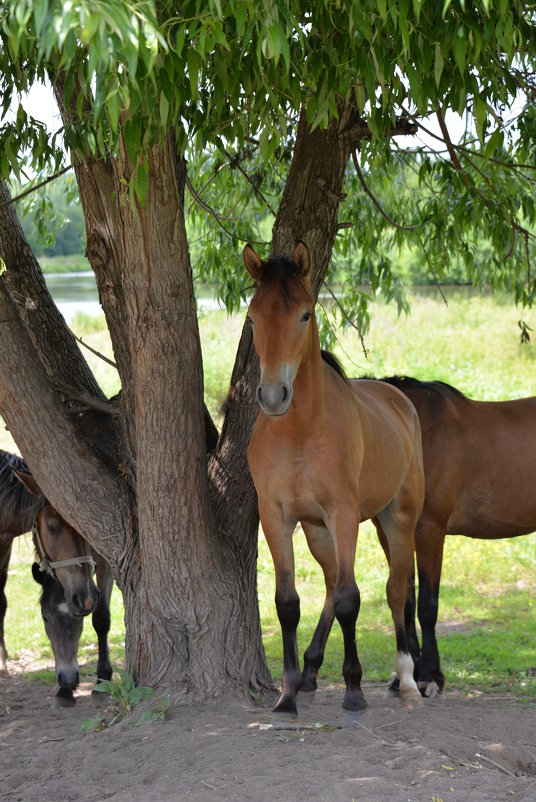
[32,520,96,578]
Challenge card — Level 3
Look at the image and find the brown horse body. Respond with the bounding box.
[381,377,536,694]
[244,243,425,714]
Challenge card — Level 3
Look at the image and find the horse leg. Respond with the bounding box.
[415,518,446,696]
[261,510,301,715]
[0,542,12,675]
[373,520,420,695]
[92,557,114,688]
[376,502,422,708]
[330,511,366,711]
[300,523,336,693]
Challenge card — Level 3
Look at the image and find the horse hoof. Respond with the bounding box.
[342,689,367,712]
[399,689,423,710]
[418,680,441,699]
[386,673,400,698]
[55,694,76,708]
[273,697,298,718]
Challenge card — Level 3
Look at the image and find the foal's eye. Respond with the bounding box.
[301,311,311,322]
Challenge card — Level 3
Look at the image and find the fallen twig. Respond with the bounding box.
[352,719,397,747]
[475,752,517,777]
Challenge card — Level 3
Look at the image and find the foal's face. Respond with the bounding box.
[244,243,314,417]
[36,503,100,618]
[32,563,83,695]
[13,469,100,618]
[247,285,313,415]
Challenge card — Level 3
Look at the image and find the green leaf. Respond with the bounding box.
[434,42,444,87]
[134,162,149,206]
[123,120,141,166]
[186,48,200,101]
[33,0,49,35]
[484,128,504,158]
[453,27,466,74]
[473,96,487,143]
[159,91,169,129]
[235,3,247,37]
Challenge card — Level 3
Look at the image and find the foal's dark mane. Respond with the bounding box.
[321,350,349,382]
[254,254,312,309]
[380,375,467,398]
[0,450,42,535]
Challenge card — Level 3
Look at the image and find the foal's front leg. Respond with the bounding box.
[331,511,366,711]
[301,523,337,692]
[261,509,301,715]
[93,559,114,688]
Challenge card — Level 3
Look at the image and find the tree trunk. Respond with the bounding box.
[0,96,366,699]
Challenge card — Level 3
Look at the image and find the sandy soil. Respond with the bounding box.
[1,655,535,802]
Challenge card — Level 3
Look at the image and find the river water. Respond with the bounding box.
[44,271,231,321]
[44,270,479,323]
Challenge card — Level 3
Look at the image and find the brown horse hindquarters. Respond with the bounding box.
[387,379,536,695]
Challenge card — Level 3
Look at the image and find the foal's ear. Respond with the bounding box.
[292,241,311,278]
[12,469,43,498]
[243,244,263,283]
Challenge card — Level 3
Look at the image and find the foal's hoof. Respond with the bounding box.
[342,688,367,712]
[55,691,76,708]
[418,680,441,699]
[273,696,298,718]
[386,673,400,698]
[399,688,423,710]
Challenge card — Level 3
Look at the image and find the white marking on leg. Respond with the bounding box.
[396,651,420,697]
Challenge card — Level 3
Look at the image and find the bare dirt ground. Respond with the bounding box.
[1,654,536,802]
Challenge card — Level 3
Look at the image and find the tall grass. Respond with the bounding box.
[2,288,536,698]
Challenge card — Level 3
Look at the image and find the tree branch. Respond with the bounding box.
[223,148,278,216]
[74,333,117,368]
[351,151,423,231]
[0,280,128,566]
[0,165,72,210]
[322,281,370,358]
[55,379,120,415]
[184,172,240,242]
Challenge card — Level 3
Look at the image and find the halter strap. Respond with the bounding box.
[32,521,96,577]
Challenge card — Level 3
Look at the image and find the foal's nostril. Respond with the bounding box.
[281,385,288,402]
[257,385,263,404]
[72,593,94,616]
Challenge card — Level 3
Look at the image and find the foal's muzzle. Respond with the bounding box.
[256,382,292,416]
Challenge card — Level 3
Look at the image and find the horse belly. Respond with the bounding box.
[447,476,536,539]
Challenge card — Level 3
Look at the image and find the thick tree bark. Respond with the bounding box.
[207,103,370,691]
[0,180,103,398]
[271,104,368,289]
[0,279,128,566]
[0,94,368,699]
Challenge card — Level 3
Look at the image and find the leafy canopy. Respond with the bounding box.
[1,1,536,324]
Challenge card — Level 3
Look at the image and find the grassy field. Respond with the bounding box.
[2,287,536,698]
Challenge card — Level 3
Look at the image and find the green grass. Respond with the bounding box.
[6,537,125,683]
[3,288,536,698]
[259,525,536,700]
